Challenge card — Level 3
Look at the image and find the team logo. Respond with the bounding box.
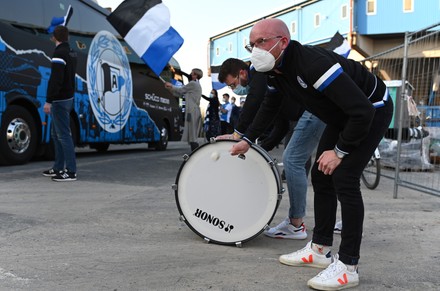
[297,76,308,88]
[87,31,132,133]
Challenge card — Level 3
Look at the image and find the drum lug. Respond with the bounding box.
[278,193,283,200]
[171,184,177,190]
[203,237,210,244]
[235,242,243,248]
[182,154,189,161]
[179,215,186,222]
[268,160,274,167]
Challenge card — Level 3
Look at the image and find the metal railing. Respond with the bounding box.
[360,22,440,198]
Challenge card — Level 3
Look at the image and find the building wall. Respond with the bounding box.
[210,0,352,66]
[354,0,440,35]
[209,0,440,67]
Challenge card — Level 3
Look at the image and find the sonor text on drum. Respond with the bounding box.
[194,208,234,233]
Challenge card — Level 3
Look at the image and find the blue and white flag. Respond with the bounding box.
[210,65,226,90]
[107,0,184,76]
[327,31,351,58]
[47,5,73,33]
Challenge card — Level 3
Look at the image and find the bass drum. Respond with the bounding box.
[173,140,284,247]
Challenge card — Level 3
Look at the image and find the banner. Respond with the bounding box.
[107,0,184,76]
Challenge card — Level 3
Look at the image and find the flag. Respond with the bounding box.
[107,0,184,76]
[47,5,73,33]
[327,31,351,58]
[210,65,226,90]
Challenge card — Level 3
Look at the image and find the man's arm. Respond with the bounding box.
[242,88,284,144]
[234,71,268,135]
[259,116,290,151]
[46,51,66,104]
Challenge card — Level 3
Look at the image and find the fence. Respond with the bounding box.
[360,22,440,198]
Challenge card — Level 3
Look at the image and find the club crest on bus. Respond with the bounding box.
[87,30,133,133]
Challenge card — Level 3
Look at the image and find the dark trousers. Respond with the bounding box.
[311,98,394,265]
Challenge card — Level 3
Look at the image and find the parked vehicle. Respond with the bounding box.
[0,0,184,165]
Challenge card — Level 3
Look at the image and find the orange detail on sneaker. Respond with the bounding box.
[316,245,324,254]
[301,254,313,263]
[337,273,348,285]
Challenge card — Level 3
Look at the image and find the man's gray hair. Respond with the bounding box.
[192,68,203,79]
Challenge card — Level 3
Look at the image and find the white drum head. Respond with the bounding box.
[174,140,282,245]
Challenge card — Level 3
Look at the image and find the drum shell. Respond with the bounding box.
[173,140,283,246]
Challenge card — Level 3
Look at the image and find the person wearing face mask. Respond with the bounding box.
[217,58,303,150]
[229,18,393,290]
[219,93,234,134]
[219,57,323,242]
[201,89,221,141]
[229,96,241,130]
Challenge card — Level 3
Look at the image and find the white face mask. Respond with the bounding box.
[251,39,283,72]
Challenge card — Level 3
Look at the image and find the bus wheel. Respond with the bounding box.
[90,143,110,152]
[149,126,169,151]
[0,105,37,165]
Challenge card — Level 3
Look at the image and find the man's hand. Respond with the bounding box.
[43,102,51,114]
[230,140,250,156]
[317,149,342,175]
[164,82,173,89]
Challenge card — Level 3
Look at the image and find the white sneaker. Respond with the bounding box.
[307,255,359,290]
[334,220,343,234]
[279,241,332,268]
[264,218,307,240]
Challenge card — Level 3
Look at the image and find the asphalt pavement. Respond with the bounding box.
[0,141,439,290]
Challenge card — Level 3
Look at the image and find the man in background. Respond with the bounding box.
[42,25,78,182]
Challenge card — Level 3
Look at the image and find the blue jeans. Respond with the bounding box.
[283,111,325,219]
[51,98,76,173]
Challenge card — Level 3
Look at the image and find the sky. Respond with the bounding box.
[96,0,294,102]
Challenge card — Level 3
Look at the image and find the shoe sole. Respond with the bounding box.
[279,256,330,268]
[52,178,77,182]
[42,174,57,177]
[264,232,308,240]
[307,280,359,290]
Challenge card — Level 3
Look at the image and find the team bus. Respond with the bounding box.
[0,0,185,165]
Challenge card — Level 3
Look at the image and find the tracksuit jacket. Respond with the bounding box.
[235,66,304,148]
[46,42,77,103]
[243,40,388,155]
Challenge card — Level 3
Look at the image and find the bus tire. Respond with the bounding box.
[90,142,110,152]
[0,105,37,165]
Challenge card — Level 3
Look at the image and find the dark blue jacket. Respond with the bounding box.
[46,42,77,103]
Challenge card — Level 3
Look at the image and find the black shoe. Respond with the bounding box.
[52,171,77,182]
[42,168,62,177]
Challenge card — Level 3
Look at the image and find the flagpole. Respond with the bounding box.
[158,76,166,83]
